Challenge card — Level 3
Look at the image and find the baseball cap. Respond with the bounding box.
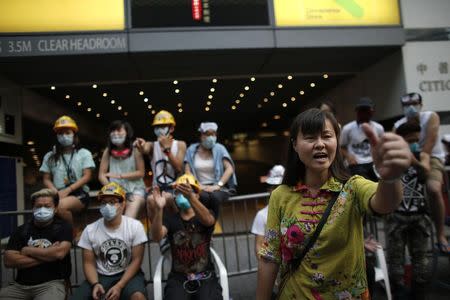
[265,165,285,185]
[355,97,374,109]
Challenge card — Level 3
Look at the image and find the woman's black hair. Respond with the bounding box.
[49,131,81,165]
[107,120,134,155]
[282,108,349,186]
[316,100,337,115]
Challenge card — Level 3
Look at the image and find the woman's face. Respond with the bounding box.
[293,119,337,173]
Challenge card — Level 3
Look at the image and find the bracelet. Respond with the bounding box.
[91,282,101,289]
[372,164,400,184]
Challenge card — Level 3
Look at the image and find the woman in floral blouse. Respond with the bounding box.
[256,109,411,300]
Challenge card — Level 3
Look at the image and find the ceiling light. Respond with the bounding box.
[77,101,82,106]
[103,92,107,97]
[87,107,92,112]
[173,80,178,85]
[206,101,212,105]
[261,122,267,127]
[291,97,296,101]
[111,100,115,104]
[177,103,182,107]
[212,78,217,83]
[175,89,180,94]
[96,113,101,118]
[244,86,249,91]
[92,84,97,88]
[144,98,149,102]
[323,74,329,79]
[124,112,128,116]
[210,88,215,92]
[30,148,35,152]
[299,90,305,95]
[178,108,183,113]
[50,86,55,90]
[139,91,144,96]
[148,105,152,109]
[263,98,269,103]
[239,93,244,98]
[282,103,287,107]
[205,107,210,111]
[310,83,316,87]
[287,75,293,80]
[257,104,262,108]
[270,92,275,96]
[278,84,283,89]
[27,141,34,145]
[250,77,256,82]
[151,110,156,114]
[117,106,122,110]
[231,105,236,110]
[65,95,70,99]
[235,100,240,104]
[274,115,281,120]
[208,95,213,99]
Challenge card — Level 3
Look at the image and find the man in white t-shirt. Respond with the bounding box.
[340,97,385,181]
[251,165,285,260]
[70,182,148,300]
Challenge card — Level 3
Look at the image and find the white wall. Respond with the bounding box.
[401,0,450,29]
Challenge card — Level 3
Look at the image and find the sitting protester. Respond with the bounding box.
[70,182,147,300]
[0,189,72,300]
[151,174,222,300]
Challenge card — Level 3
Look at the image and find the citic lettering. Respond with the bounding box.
[419,80,450,92]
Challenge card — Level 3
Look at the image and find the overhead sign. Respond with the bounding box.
[274,0,401,27]
[0,34,128,57]
[403,41,450,112]
[0,0,125,33]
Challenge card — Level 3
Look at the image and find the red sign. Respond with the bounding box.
[192,0,203,21]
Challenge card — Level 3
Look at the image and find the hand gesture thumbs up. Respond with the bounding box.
[361,123,411,181]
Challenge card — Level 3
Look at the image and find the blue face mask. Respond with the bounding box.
[154,126,170,138]
[100,204,118,221]
[201,135,217,149]
[57,134,74,147]
[33,207,54,223]
[403,105,420,118]
[175,194,191,211]
[410,142,420,153]
[110,133,126,146]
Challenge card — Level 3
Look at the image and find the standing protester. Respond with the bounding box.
[257,108,411,299]
[394,92,449,254]
[99,120,146,219]
[134,110,186,221]
[151,174,223,299]
[0,189,72,300]
[40,116,95,225]
[387,120,433,300]
[184,122,237,204]
[71,182,147,300]
[340,97,385,181]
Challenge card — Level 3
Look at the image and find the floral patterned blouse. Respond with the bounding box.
[259,175,377,300]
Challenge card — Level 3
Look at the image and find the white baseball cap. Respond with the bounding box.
[442,134,450,144]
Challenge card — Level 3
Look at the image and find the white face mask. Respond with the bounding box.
[33,207,55,223]
[403,104,421,118]
[110,133,126,146]
[57,134,74,147]
[154,126,170,138]
[100,203,118,221]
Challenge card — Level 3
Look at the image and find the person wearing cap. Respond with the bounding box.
[151,174,222,299]
[184,122,237,204]
[442,134,450,166]
[0,189,72,300]
[40,116,95,225]
[134,110,186,221]
[70,182,148,300]
[99,120,146,219]
[252,165,285,260]
[340,97,385,181]
[394,92,449,253]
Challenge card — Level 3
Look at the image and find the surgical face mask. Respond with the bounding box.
[110,133,126,146]
[410,142,420,153]
[403,105,421,118]
[100,203,118,221]
[57,134,74,147]
[33,207,54,223]
[201,135,217,149]
[154,126,170,138]
[175,194,191,211]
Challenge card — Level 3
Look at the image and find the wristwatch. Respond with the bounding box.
[217,180,224,187]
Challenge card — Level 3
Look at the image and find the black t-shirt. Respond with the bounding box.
[6,217,72,285]
[163,194,220,274]
[398,152,427,213]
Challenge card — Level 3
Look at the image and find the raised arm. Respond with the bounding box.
[150,187,168,242]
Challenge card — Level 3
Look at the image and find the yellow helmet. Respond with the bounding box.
[98,182,126,202]
[53,116,78,133]
[175,173,201,193]
[152,110,176,126]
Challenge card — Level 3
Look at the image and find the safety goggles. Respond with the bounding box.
[401,93,422,104]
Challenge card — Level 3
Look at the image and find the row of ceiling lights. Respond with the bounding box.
[26,140,41,167]
[231,76,256,111]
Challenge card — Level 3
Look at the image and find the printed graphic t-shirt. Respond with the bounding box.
[6,218,73,285]
[78,216,148,275]
[163,197,220,274]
